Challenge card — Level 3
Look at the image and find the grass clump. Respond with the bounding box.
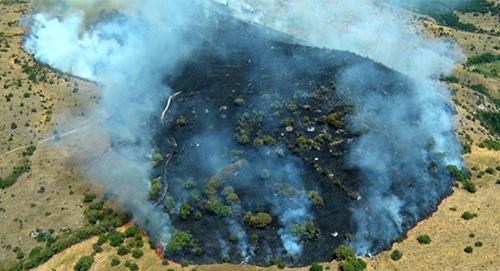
[461,211,477,220]
[417,234,431,244]
[390,249,403,261]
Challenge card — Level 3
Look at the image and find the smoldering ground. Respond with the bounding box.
[25,0,463,265]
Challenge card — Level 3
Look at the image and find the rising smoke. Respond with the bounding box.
[25,0,463,258]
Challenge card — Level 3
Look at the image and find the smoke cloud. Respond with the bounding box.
[25,0,463,259]
[219,0,463,254]
[25,0,217,242]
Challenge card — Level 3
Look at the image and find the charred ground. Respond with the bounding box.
[144,16,453,266]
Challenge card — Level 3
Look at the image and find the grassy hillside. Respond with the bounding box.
[0,1,498,271]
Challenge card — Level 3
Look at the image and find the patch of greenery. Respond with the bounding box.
[292,221,321,240]
[73,255,94,271]
[439,74,459,83]
[448,165,468,183]
[466,53,500,66]
[203,199,232,217]
[476,111,500,136]
[310,262,323,271]
[478,139,500,151]
[0,160,31,189]
[390,249,403,261]
[417,234,431,244]
[308,190,324,207]
[461,211,477,220]
[334,245,356,260]
[244,212,272,228]
[164,231,192,256]
[464,246,473,254]
[340,257,367,271]
[148,178,161,201]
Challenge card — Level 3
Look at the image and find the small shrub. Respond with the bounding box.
[271,258,286,269]
[165,231,192,255]
[109,232,124,247]
[390,249,403,261]
[461,211,476,220]
[132,249,143,259]
[340,257,366,271]
[310,262,323,271]
[74,255,94,271]
[243,212,272,228]
[234,97,245,106]
[117,245,130,256]
[179,203,192,220]
[124,226,139,237]
[111,257,121,266]
[417,235,431,244]
[83,193,97,203]
[464,246,473,254]
[124,260,139,271]
[334,245,356,260]
[148,178,161,201]
[463,181,477,193]
[474,241,483,247]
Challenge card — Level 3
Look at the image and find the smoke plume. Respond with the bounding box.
[25,0,463,258]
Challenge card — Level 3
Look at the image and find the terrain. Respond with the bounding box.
[0,1,499,271]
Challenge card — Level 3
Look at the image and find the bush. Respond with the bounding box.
[271,258,286,269]
[308,191,324,207]
[83,193,97,203]
[464,246,473,254]
[149,178,161,201]
[234,97,245,106]
[325,112,345,129]
[111,257,121,266]
[310,262,323,271]
[109,232,124,247]
[334,245,356,260]
[340,257,366,271]
[124,226,139,238]
[463,181,477,193]
[417,235,431,244]
[132,249,143,259]
[125,260,139,271]
[390,249,403,261]
[92,244,103,253]
[244,212,272,228]
[448,165,468,183]
[117,245,130,256]
[203,199,232,217]
[74,255,94,271]
[461,211,476,220]
[179,203,192,220]
[165,231,192,255]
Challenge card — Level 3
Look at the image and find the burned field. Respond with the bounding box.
[145,16,457,266]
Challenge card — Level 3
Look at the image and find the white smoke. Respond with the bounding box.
[219,0,463,254]
[25,0,215,242]
[25,0,463,256]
